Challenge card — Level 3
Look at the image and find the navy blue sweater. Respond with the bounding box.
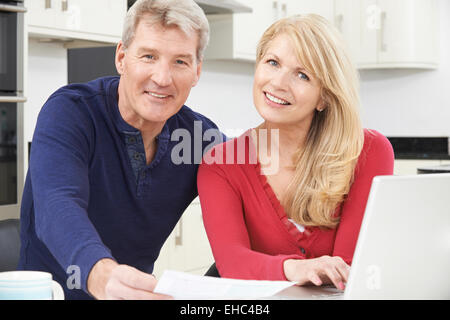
[18,76,223,299]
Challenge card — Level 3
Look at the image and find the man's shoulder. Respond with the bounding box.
[47,76,118,105]
[174,105,220,131]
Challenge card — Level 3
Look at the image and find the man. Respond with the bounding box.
[18,0,223,300]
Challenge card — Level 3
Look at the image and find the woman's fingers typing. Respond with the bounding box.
[284,256,351,290]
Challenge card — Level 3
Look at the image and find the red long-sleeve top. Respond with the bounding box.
[197,129,394,281]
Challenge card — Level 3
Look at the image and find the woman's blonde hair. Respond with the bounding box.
[122,0,209,61]
[256,14,364,229]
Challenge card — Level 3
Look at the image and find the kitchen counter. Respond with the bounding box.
[417,164,450,174]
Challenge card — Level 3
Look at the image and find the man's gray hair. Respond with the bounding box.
[122,0,210,61]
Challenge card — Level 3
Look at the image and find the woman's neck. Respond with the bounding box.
[255,121,310,168]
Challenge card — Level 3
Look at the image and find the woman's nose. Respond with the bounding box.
[271,68,290,89]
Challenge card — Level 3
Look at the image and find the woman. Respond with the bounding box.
[197,14,394,290]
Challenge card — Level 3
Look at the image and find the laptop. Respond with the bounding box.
[277,173,450,299]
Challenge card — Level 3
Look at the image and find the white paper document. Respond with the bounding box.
[154,270,296,300]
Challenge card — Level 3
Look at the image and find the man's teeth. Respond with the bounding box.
[147,92,168,98]
[265,92,289,105]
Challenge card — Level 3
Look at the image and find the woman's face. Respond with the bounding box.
[253,33,324,129]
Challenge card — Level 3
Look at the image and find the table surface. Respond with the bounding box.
[272,285,343,300]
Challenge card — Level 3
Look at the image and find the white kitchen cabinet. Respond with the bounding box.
[284,0,334,23]
[207,0,439,69]
[25,0,127,44]
[375,0,438,69]
[335,0,376,66]
[336,0,439,69]
[205,0,334,61]
[206,0,275,61]
[153,198,214,278]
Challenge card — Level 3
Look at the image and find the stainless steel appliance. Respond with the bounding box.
[0,0,26,219]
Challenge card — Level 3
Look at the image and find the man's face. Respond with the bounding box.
[115,18,202,128]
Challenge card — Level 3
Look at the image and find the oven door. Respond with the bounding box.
[0,1,25,219]
[0,97,24,219]
[0,2,25,93]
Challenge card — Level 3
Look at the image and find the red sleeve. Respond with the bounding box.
[198,160,301,281]
[332,130,394,264]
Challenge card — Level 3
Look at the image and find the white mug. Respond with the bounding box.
[0,271,64,300]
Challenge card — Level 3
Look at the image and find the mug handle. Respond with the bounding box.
[51,280,65,300]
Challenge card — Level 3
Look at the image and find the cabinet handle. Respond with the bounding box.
[0,96,27,103]
[45,0,51,9]
[281,3,287,18]
[0,4,27,13]
[61,0,68,12]
[380,11,387,52]
[272,1,279,21]
[175,219,183,246]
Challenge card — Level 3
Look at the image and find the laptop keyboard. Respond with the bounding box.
[311,292,344,300]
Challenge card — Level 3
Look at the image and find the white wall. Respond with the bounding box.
[25,39,67,170]
[186,60,259,137]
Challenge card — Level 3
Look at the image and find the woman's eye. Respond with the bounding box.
[298,72,310,81]
[267,59,278,67]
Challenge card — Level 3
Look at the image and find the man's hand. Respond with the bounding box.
[87,258,173,300]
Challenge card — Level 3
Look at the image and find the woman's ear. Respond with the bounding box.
[317,91,330,112]
[316,99,326,112]
[115,41,125,75]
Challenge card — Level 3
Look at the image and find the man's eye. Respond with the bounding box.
[143,55,154,60]
[176,59,187,65]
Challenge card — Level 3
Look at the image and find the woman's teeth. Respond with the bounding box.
[265,92,289,105]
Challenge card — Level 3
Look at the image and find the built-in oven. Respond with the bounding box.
[0,0,26,218]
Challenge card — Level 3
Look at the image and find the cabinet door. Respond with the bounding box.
[170,202,214,272]
[155,200,214,275]
[58,0,125,37]
[358,0,379,67]
[233,0,276,60]
[284,0,334,23]
[334,0,363,67]
[25,0,57,29]
[377,0,438,67]
[26,0,126,42]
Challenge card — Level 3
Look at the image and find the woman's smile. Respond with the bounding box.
[264,91,291,107]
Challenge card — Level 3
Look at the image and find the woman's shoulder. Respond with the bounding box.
[356,129,395,173]
[201,130,256,168]
[362,128,394,156]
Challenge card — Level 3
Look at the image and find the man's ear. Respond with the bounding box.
[115,41,126,75]
[192,60,203,87]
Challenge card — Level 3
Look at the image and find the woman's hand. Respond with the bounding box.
[283,256,350,290]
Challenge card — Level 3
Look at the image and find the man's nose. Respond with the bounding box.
[151,62,173,87]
